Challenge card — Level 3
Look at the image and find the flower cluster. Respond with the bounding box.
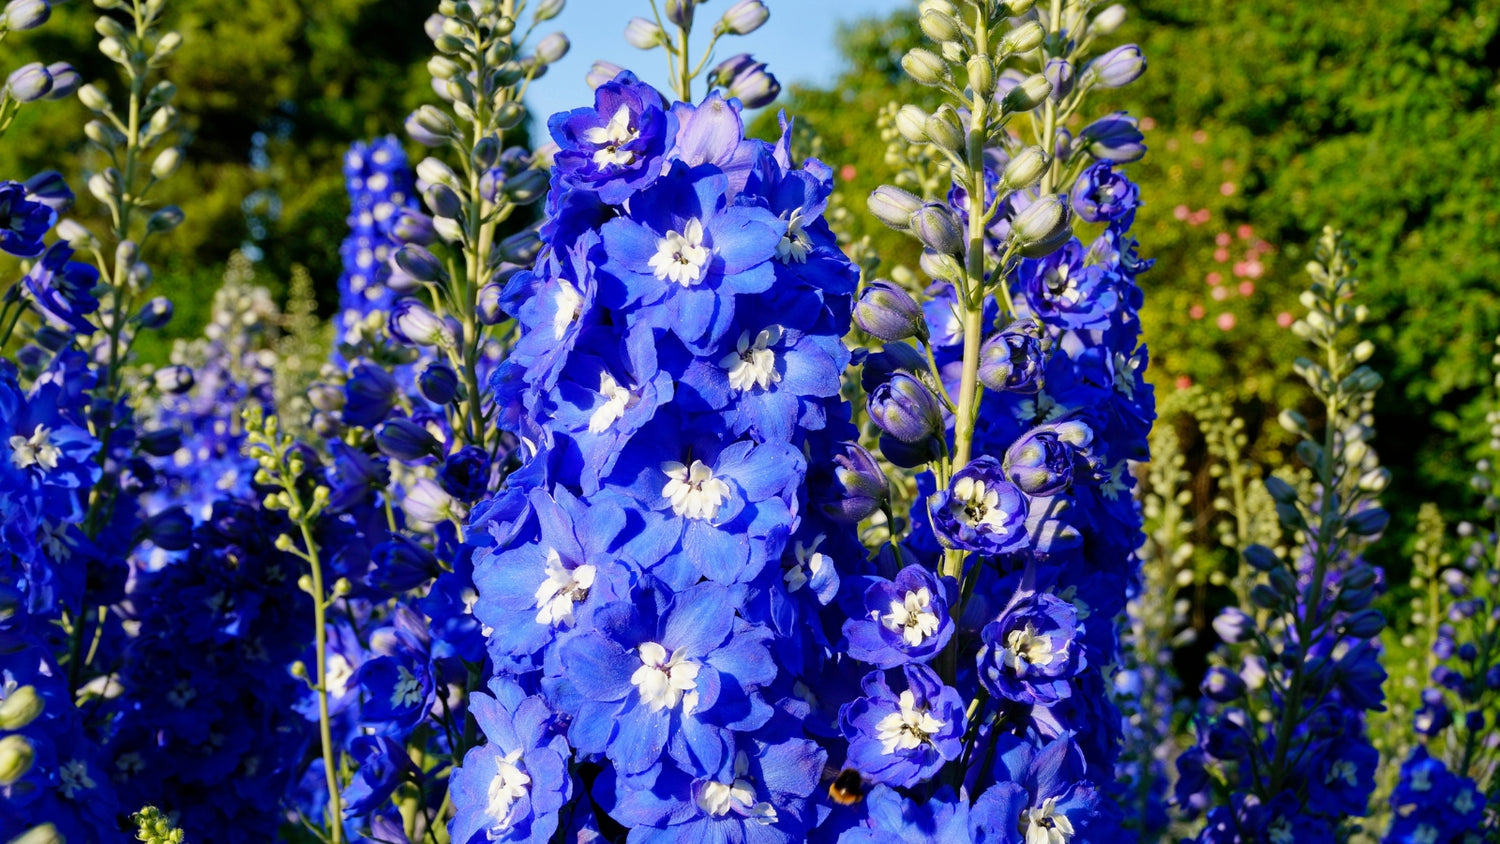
[335,136,424,348]
[455,67,863,842]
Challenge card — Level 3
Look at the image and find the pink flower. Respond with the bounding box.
[1190,209,1211,226]
[1175,375,1192,390]
[1213,248,1230,263]
[1189,304,1205,320]
[840,164,857,182]
[1238,281,1255,296]
[1211,286,1228,301]
[1277,311,1294,328]
[1245,261,1263,279]
[1141,117,1156,131]
[1192,129,1208,144]
[1174,205,1190,220]
[1215,232,1232,247]
[1206,271,1222,286]
[1220,181,1237,196]
[1216,312,1236,331]
[1236,224,1254,240]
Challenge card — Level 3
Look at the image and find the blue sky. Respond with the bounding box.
[522,0,912,140]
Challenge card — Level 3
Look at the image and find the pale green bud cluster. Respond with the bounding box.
[132,806,186,844]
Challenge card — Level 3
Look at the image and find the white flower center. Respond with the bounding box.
[485,748,531,832]
[1002,623,1060,671]
[630,641,701,713]
[1022,796,1076,844]
[947,476,1011,531]
[776,207,811,263]
[552,278,583,340]
[583,105,640,167]
[326,653,354,699]
[1454,788,1476,814]
[391,665,424,708]
[1413,826,1439,844]
[167,681,197,709]
[661,459,731,521]
[782,534,828,593]
[9,424,60,471]
[695,752,778,825]
[1412,768,1432,792]
[533,548,596,627]
[1267,818,1294,844]
[719,326,782,393]
[879,588,941,647]
[1327,758,1357,787]
[874,690,944,754]
[649,218,710,287]
[59,759,96,799]
[1042,263,1084,306]
[588,371,634,434]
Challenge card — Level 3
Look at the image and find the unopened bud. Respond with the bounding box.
[0,734,35,785]
[902,48,948,86]
[854,280,927,343]
[1010,194,1067,247]
[151,147,182,180]
[919,10,961,43]
[868,186,923,231]
[1091,4,1127,35]
[1084,44,1146,88]
[534,31,569,65]
[719,0,769,36]
[966,55,995,96]
[1000,21,1045,55]
[624,17,666,49]
[0,685,43,730]
[1001,73,1052,114]
[894,104,929,144]
[911,202,964,256]
[1001,146,1049,190]
[146,205,184,234]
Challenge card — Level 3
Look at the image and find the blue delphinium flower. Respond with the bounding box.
[928,456,1028,553]
[977,588,1088,706]
[22,241,100,334]
[336,137,422,347]
[839,663,965,788]
[842,565,956,668]
[549,70,677,205]
[0,178,57,257]
[450,680,574,844]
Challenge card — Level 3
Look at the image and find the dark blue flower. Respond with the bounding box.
[548,70,676,205]
[23,241,99,334]
[1003,420,1097,497]
[0,179,57,258]
[1070,162,1139,226]
[978,590,1088,705]
[450,681,574,844]
[843,566,956,668]
[929,456,1029,554]
[1016,239,1119,331]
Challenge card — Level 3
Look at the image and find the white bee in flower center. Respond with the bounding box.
[649,218,711,287]
[631,642,701,713]
[9,424,60,471]
[1021,796,1076,844]
[879,587,941,647]
[661,459,731,521]
[583,105,640,167]
[874,690,944,754]
[533,548,596,627]
[486,748,532,832]
[720,326,782,393]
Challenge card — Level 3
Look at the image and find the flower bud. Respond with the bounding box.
[23,170,72,212]
[0,734,35,785]
[147,205,185,234]
[424,183,464,219]
[1242,544,1278,572]
[879,433,942,469]
[1201,667,1246,703]
[1000,0,1035,14]
[134,296,173,329]
[151,147,182,180]
[1084,44,1146,88]
[54,219,97,250]
[406,105,458,147]
[506,168,549,205]
[389,300,453,347]
[815,442,889,523]
[43,62,80,100]
[722,58,780,108]
[894,104,929,144]
[376,417,441,462]
[477,280,507,326]
[978,320,1044,392]
[142,507,192,551]
[418,361,461,405]
[625,17,666,49]
[1000,20,1045,55]
[664,0,694,27]
[1045,58,1074,102]
[137,427,182,457]
[901,48,948,86]
[867,185,923,230]
[868,373,944,443]
[498,229,542,264]
[919,10,960,43]
[1078,112,1145,163]
[719,0,769,35]
[1346,507,1389,536]
[1343,608,1385,638]
[1001,146,1049,190]
[405,477,465,524]
[532,0,563,22]
[1010,194,1067,248]
[911,202,964,256]
[3,0,50,31]
[923,108,964,153]
[534,31,569,65]
[586,60,626,90]
[6,63,53,103]
[1001,73,1052,114]
[854,280,927,343]
[1212,607,1255,643]
[1091,4,1126,35]
[373,535,442,592]
[0,685,42,730]
[153,364,194,394]
[392,244,446,283]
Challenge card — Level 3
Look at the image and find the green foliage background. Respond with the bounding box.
[752,0,1500,577]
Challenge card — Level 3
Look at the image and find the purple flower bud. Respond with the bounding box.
[1045,58,1074,101]
[1085,44,1146,88]
[134,296,173,329]
[2,0,50,31]
[1413,701,1452,736]
[22,170,71,214]
[813,442,889,523]
[373,536,441,592]
[418,361,460,405]
[879,432,942,469]
[1201,667,1246,703]
[719,0,769,35]
[375,417,440,462]
[499,230,542,264]
[439,446,490,502]
[1343,608,1384,638]
[585,60,626,90]
[911,202,964,256]
[534,31,570,65]
[867,185,924,230]
[406,105,457,147]
[6,63,53,103]
[868,373,944,444]
[624,17,665,49]
[1079,111,1146,163]
[977,320,1044,393]
[1243,544,1278,572]
[719,56,779,108]
[665,0,694,27]
[1457,642,1478,663]
[1213,608,1256,644]
[424,182,464,219]
[43,62,79,100]
[392,209,436,245]
[152,365,194,394]
[1003,419,1094,495]
[389,299,453,347]
[477,279,507,326]
[392,244,445,283]
[141,507,192,551]
[854,280,927,342]
[1346,507,1389,536]
[1010,194,1070,254]
[344,363,399,428]
[404,477,464,523]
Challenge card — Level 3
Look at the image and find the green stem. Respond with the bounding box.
[301,519,344,844]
